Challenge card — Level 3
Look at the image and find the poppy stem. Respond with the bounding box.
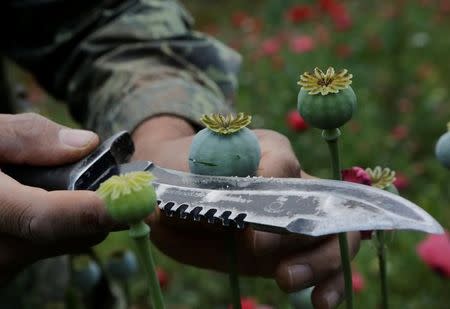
[129,221,165,309]
[377,230,389,308]
[322,128,353,309]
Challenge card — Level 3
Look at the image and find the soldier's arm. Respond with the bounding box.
[3,0,240,138]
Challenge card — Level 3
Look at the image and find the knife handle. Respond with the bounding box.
[1,164,76,191]
[1,131,134,191]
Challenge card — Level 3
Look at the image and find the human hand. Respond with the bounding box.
[0,113,119,284]
[133,116,360,309]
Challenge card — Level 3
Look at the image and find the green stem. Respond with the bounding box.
[322,129,353,309]
[129,221,165,309]
[376,230,389,309]
[226,232,242,309]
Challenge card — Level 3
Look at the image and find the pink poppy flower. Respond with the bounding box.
[261,37,282,56]
[341,167,372,186]
[286,110,309,132]
[289,35,315,53]
[285,5,313,23]
[352,270,366,293]
[416,231,450,277]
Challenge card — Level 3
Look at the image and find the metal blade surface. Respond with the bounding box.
[146,163,443,236]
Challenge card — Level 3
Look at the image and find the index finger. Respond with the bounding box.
[0,173,121,243]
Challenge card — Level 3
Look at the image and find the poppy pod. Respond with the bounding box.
[435,122,450,168]
[96,171,157,224]
[189,113,261,177]
[297,67,356,129]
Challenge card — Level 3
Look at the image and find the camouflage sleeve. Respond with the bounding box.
[2,0,241,138]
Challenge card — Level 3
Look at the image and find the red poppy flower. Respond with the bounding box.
[319,0,352,31]
[416,231,450,277]
[319,0,336,12]
[352,270,365,293]
[286,110,309,132]
[341,167,372,186]
[289,35,315,53]
[156,267,170,290]
[393,172,410,190]
[261,37,282,56]
[285,5,313,23]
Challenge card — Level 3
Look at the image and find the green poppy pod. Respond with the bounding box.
[435,124,450,168]
[297,67,357,130]
[96,172,157,224]
[189,113,261,177]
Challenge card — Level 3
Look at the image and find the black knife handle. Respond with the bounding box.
[1,164,77,191]
[1,131,134,191]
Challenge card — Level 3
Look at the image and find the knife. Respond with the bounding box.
[2,131,444,237]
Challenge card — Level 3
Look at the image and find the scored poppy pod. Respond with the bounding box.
[189,113,261,177]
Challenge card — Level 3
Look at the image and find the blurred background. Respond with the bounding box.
[4,0,450,308]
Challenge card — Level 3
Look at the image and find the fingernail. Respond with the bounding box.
[288,264,313,290]
[59,129,96,148]
[325,290,340,308]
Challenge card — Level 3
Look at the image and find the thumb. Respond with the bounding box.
[0,113,98,165]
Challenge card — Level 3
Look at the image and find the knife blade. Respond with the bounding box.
[148,163,443,236]
[3,131,444,237]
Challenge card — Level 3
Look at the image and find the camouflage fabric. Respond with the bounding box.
[1,0,241,138]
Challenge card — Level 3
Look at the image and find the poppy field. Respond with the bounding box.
[185,1,450,308]
[14,0,450,308]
